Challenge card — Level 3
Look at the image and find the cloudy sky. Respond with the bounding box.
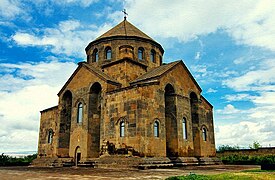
[1,0,275,153]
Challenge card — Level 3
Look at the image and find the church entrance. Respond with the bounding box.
[75,147,81,166]
[165,84,178,157]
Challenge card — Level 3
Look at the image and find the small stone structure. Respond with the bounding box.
[34,19,217,167]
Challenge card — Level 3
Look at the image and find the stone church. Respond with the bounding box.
[36,18,216,167]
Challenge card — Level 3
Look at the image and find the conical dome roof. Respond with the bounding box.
[85,19,164,54]
[96,20,156,42]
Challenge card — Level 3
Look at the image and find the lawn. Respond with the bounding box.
[166,170,275,180]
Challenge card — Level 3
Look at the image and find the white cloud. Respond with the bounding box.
[215,101,275,147]
[224,94,253,102]
[0,61,76,152]
[12,33,57,46]
[191,65,207,73]
[215,121,272,147]
[55,0,99,7]
[252,92,275,105]
[0,0,22,18]
[12,20,113,57]
[216,104,241,115]
[118,0,275,51]
[219,70,239,78]
[206,88,217,93]
[194,52,201,60]
[216,69,275,147]
[223,59,275,91]
[0,0,98,21]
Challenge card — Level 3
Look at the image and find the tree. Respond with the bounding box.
[217,145,240,153]
[249,141,261,149]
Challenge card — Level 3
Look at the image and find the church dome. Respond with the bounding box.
[96,20,156,42]
[85,19,164,68]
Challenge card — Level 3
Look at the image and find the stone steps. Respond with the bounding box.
[138,163,174,170]
[32,156,222,169]
[77,161,97,167]
[31,157,74,167]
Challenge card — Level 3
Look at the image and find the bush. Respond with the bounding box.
[166,174,210,180]
[220,154,275,165]
[0,153,37,166]
[216,145,240,153]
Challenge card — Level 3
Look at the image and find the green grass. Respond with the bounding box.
[242,169,275,173]
[166,172,275,180]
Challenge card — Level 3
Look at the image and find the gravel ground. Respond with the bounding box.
[0,165,260,180]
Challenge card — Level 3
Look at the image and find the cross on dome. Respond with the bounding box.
[122,9,128,20]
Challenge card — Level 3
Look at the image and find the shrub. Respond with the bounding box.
[220,154,275,165]
[0,153,37,166]
[216,145,239,153]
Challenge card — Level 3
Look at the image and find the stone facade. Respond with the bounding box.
[37,19,216,165]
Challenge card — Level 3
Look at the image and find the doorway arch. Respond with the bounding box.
[75,146,81,166]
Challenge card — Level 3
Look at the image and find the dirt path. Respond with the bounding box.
[0,165,259,180]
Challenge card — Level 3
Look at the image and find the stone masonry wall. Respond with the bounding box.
[217,147,275,157]
[158,63,216,157]
[87,39,163,69]
[57,66,111,159]
[103,60,147,87]
[38,106,58,158]
[103,85,167,157]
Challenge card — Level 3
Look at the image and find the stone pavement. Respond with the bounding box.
[0,165,259,180]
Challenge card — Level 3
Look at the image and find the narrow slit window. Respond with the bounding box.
[105,47,112,60]
[120,121,125,137]
[138,48,144,60]
[77,103,83,123]
[93,49,99,62]
[150,49,156,63]
[154,121,159,137]
[48,129,53,144]
[202,127,207,141]
[183,118,187,140]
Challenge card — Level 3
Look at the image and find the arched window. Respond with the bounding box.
[48,129,53,144]
[93,49,99,62]
[202,127,207,141]
[154,121,159,137]
[138,47,144,60]
[182,118,187,140]
[105,47,112,60]
[77,103,83,123]
[150,49,156,63]
[120,121,125,137]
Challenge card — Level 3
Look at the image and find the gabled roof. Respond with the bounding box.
[131,61,181,83]
[96,20,155,42]
[58,62,121,96]
[82,63,120,85]
[130,60,202,92]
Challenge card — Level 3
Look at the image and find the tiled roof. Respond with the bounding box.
[96,20,156,42]
[83,63,121,85]
[58,62,121,96]
[130,61,181,84]
[131,60,202,92]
